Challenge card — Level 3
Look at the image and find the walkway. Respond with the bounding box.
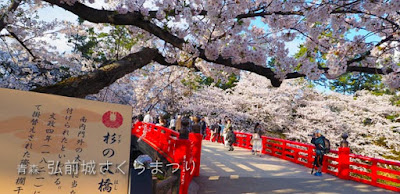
[193,141,394,194]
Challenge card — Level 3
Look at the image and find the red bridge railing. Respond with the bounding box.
[205,129,400,192]
[132,122,202,194]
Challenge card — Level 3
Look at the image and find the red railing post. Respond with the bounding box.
[261,137,267,154]
[246,134,252,149]
[338,147,350,180]
[282,140,287,160]
[370,158,377,186]
[189,133,203,177]
[175,139,191,194]
[268,138,274,156]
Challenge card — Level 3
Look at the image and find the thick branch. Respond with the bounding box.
[286,66,393,80]
[33,48,159,97]
[346,35,394,66]
[43,0,185,48]
[41,0,397,89]
[42,0,284,86]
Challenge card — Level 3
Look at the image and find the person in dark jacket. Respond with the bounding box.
[199,117,207,139]
[225,127,236,151]
[209,122,216,142]
[179,116,190,139]
[311,129,326,176]
[216,120,223,143]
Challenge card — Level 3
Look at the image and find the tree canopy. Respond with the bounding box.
[1,0,400,97]
[180,73,400,160]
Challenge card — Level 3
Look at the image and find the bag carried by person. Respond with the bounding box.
[323,138,330,154]
[232,132,236,143]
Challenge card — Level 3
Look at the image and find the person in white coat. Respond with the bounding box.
[169,116,176,130]
[251,123,263,156]
[143,111,153,123]
[223,119,232,147]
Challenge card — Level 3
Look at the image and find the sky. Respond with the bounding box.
[36,1,116,52]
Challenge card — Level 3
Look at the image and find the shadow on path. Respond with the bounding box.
[193,141,393,194]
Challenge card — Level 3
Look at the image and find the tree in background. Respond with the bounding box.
[1,0,400,162]
[178,73,400,160]
[329,73,384,94]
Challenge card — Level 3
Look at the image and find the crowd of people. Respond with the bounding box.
[208,120,264,154]
[134,113,328,176]
[134,112,208,139]
[208,121,328,176]
[135,113,266,153]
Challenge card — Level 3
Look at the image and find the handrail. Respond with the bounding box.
[205,129,400,192]
[132,122,202,194]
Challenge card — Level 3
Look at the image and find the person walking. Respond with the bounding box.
[223,119,232,147]
[175,115,182,132]
[225,119,232,129]
[225,127,236,151]
[251,123,263,156]
[169,115,176,131]
[179,116,190,139]
[209,121,218,142]
[218,120,225,145]
[214,121,222,142]
[199,117,207,139]
[311,129,326,176]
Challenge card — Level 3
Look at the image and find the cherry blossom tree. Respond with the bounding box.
[1,0,400,98]
[86,64,191,115]
[179,72,400,160]
[1,0,400,160]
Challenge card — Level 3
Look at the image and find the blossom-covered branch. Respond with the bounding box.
[33,48,160,97]
[0,0,21,31]
[40,0,400,89]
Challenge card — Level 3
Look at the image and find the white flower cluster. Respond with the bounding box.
[3,0,400,89]
[178,72,400,160]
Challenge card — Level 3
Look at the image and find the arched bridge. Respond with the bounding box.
[131,123,400,194]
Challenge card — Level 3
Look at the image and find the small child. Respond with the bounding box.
[226,127,236,151]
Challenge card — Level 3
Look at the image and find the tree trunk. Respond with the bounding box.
[33,48,159,98]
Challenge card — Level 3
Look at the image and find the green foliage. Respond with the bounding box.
[374,137,387,148]
[390,95,400,106]
[294,45,308,59]
[382,149,400,162]
[363,118,373,126]
[181,73,239,91]
[105,25,142,60]
[330,73,384,94]
[293,43,394,96]
[385,113,400,122]
[68,21,140,64]
[68,27,102,61]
